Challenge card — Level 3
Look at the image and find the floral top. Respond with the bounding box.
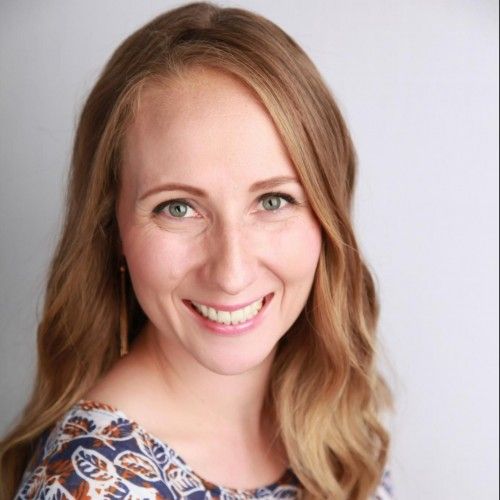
[15,400,394,499]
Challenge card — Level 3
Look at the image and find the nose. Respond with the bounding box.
[202,221,257,296]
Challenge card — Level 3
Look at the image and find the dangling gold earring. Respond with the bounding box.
[119,264,128,356]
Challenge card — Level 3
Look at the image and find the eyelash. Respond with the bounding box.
[152,191,298,219]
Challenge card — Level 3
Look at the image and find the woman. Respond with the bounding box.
[0,2,394,499]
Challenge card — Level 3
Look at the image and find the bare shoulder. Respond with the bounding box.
[83,355,139,408]
[83,346,165,430]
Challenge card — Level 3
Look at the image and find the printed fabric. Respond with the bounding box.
[15,400,394,499]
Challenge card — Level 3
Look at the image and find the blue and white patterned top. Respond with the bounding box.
[15,400,393,499]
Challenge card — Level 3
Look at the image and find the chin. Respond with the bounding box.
[193,346,276,376]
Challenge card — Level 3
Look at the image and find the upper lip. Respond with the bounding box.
[184,293,272,312]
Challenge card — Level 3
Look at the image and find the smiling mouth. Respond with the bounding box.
[185,293,272,326]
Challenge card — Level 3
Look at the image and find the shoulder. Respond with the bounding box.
[15,401,182,500]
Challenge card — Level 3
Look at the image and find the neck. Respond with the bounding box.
[136,321,278,444]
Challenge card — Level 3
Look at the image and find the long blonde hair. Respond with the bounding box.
[0,3,392,498]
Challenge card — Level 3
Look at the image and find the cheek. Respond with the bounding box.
[265,215,322,281]
[121,225,198,297]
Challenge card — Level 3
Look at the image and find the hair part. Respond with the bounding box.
[0,3,392,499]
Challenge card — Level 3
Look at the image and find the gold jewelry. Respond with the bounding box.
[119,264,128,356]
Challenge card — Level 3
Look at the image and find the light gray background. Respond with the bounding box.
[1,1,498,498]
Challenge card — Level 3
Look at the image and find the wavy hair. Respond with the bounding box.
[0,3,392,498]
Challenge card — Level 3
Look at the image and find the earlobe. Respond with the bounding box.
[119,252,126,266]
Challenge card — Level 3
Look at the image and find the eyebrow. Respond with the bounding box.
[139,175,300,201]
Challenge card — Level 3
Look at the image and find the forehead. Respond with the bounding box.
[122,67,296,187]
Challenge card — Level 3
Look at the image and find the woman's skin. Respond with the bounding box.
[85,66,322,489]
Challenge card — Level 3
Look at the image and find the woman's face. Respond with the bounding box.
[118,67,322,375]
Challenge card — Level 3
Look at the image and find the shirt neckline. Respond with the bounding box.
[73,398,297,495]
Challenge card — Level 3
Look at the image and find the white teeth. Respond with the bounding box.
[218,310,231,324]
[208,307,217,321]
[191,297,265,325]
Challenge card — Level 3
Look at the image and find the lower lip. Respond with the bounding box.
[183,293,274,336]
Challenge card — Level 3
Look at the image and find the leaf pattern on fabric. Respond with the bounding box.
[62,417,96,438]
[136,429,174,468]
[372,469,395,500]
[166,465,206,496]
[44,457,76,487]
[72,446,115,482]
[14,399,393,500]
[95,479,130,500]
[219,491,256,500]
[269,486,302,499]
[17,465,46,498]
[39,480,73,500]
[255,488,275,498]
[79,400,116,412]
[72,481,91,500]
[115,450,161,481]
[101,418,136,440]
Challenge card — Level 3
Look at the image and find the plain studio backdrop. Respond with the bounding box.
[0,1,498,498]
